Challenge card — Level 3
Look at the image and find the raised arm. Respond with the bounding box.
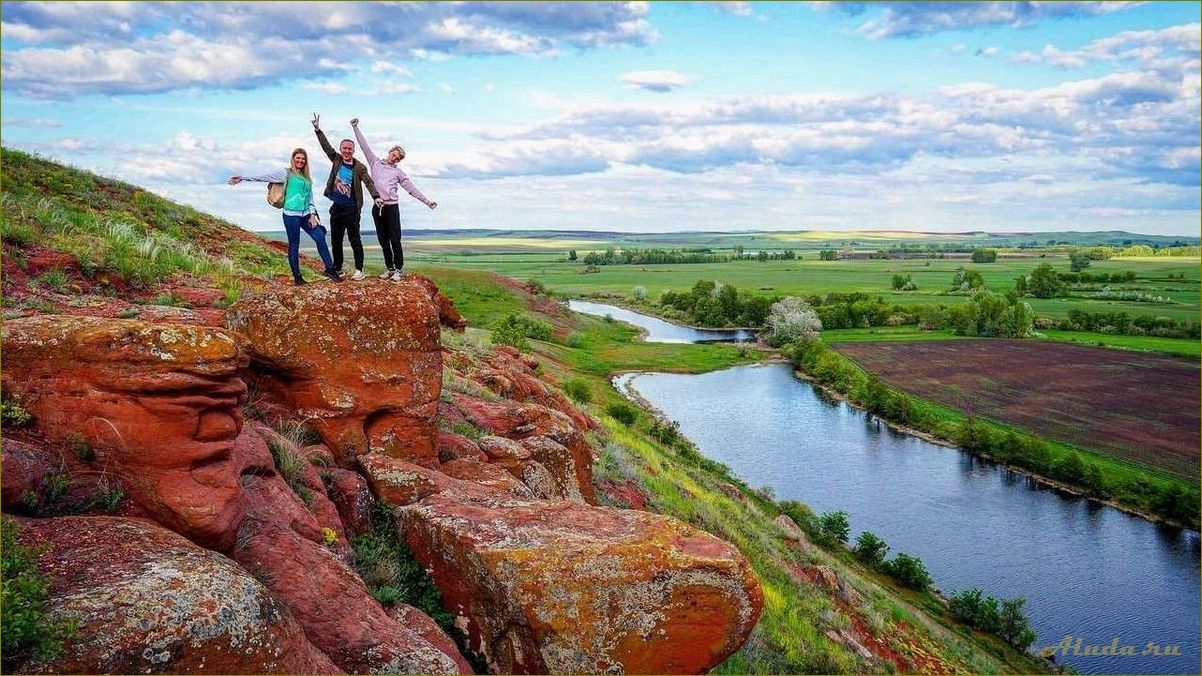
[351,119,377,167]
[312,113,338,161]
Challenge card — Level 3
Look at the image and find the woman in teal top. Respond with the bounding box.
[229,148,342,284]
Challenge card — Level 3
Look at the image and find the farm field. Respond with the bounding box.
[824,327,1202,358]
[831,339,1201,481]
[397,251,1202,322]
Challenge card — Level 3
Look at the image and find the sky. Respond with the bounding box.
[1,1,1199,235]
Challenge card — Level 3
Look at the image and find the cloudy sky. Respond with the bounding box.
[1,1,1198,234]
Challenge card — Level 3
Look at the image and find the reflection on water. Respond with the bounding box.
[568,300,756,343]
[619,363,1201,675]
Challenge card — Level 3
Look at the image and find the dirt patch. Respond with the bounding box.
[833,340,1200,480]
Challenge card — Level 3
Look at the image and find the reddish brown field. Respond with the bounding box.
[833,340,1201,480]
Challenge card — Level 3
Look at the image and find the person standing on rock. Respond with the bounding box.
[228,148,342,285]
[311,113,384,282]
[350,117,438,281]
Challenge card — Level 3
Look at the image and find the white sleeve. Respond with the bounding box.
[240,168,289,183]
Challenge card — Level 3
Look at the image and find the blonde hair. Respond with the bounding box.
[389,145,406,160]
[288,148,313,183]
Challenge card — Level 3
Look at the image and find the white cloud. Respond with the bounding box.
[0,117,63,128]
[303,82,349,95]
[439,83,457,95]
[1012,22,1200,72]
[621,69,691,92]
[0,1,654,97]
[831,2,1142,40]
[370,82,421,96]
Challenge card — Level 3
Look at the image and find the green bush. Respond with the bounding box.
[490,313,553,351]
[815,510,850,547]
[2,520,77,670]
[605,401,638,426]
[563,377,592,404]
[854,531,889,567]
[881,552,932,591]
[1,396,33,427]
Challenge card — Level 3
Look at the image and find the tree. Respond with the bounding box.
[882,552,933,591]
[765,296,822,346]
[1027,263,1064,299]
[952,267,984,291]
[854,531,889,567]
[817,510,850,545]
[1013,274,1028,296]
[971,248,998,263]
[819,249,839,261]
[998,598,1037,650]
[1069,249,1091,272]
[567,249,578,261]
[891,273,912,290]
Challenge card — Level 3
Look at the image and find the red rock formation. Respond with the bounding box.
[226,279,454,467]
[450,393,597,504]
[231,431,471,674]
[1,316,249,551]
[362,455,763,674]
[9,516,339,675]
[324,467,374,538]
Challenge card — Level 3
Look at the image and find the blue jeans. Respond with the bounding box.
[283,213,335,281]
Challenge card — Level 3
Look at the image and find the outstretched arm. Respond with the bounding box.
[312,113,338,161]
[398,169,437,209]
[350,119,377,167]
[229,168,288,184]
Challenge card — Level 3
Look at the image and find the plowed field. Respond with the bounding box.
[832,340,1201,480]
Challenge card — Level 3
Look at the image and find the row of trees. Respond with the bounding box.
[578,247,732,265]
[659,280,773,327]
[801,508,936,592]
[1055,310,1200,339]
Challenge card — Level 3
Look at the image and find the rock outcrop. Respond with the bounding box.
[1,316,249,551]
[226,279,448,467]
[362,454,764,674]
[9,516,338,675]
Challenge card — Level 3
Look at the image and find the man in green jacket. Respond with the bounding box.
[311,113,383,281]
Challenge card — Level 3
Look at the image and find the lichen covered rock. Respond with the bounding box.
[10,516,338,675]
[363,455,762,674]
[226,279,454,467]
[1,316,249,550]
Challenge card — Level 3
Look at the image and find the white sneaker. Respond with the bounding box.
[390,269,404,281]
[352,269,365,281]
[378,269,393,280]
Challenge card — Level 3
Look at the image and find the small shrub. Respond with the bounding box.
[563,377,592,404]
[267,439,310,505]
[149,292,190,308]
[816,510,850,547]
[564,332,585,348]
[66,435,95,462]
[490,313,553,351]
[632,285,647,301]
[605,401,638,426]
[1,520,77,669]
[352,502,453,631]
[648,418,682,447]
[321,526,338,547]
[854,531,889,567]
[37,268,69,293]
[1,396,33,427]
[116,308,139,319]
[881,552,932,591]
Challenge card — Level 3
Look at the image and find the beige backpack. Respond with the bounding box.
[266,177,286,208]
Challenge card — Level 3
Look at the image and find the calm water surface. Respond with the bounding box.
[618,364,1201,675]
[568,300,755,343]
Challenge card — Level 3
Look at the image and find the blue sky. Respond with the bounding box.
[2,1,1198,234]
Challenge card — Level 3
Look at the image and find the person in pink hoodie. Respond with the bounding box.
[350,118,438,280]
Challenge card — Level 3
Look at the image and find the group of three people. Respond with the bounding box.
[228,114,436,285]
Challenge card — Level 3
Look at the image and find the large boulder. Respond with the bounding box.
[363,455,763,674]
[232,432,471,675]
[8,516,338,675]
[226,279,451,467]
[1,316,249,550]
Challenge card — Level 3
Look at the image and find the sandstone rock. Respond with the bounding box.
[1,316,249,550]
[373,456,762,674]
[324,467,374,538]
[234,449,471,675]
[437,429,486,463]
[774,514,812,549]
[451,394,596,504]
[226,280,446,467]
[11,516,338,675]
[0,437,56,510]
[440,459,536,499]
[404,273,468,331]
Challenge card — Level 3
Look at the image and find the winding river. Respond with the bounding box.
[574,301,1201,675]
[567,299,755,343]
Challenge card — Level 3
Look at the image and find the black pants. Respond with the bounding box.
[329,203,363,271]
[372,203,404,270]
